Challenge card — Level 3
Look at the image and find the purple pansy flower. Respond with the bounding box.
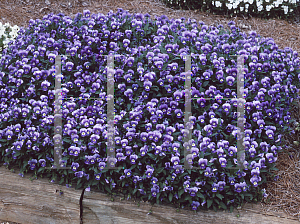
[198,158,208,169]
[191,201,200,210]
[189,187,199,197]
[266,153,277,163]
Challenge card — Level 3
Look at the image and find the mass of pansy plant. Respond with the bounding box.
[0,8,300,213]
[161,0,300,21]
[0,22,20,60]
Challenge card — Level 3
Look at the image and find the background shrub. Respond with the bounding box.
[160,0,300,21]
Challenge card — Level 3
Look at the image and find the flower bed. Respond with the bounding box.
[0,8,300,213]
[160,0,300,21]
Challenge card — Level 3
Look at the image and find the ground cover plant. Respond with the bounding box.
[0,8,300,213]
[160,0,300,21]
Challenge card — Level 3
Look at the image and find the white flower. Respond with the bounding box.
[256,1,262,7]
[266,0,270,2]
[233,2,238,8]
[257,5,263,11]
[289,0,296,3]
[248,0,254,4]
[240,6,244,11]
[282,5,288,14]
[227,3,233,9]
[215,1,222,7]
[245,3,249,8]
[266,5,272,11]
[290,8,293,12]
[245,8,249,12]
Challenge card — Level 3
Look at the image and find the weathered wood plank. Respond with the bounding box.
[0,166,299,224]
[0,166,81,224]
[82,189,300,224]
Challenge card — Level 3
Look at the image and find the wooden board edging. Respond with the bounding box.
[0,166,299,224]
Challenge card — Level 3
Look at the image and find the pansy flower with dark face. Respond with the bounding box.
[28,159,37,170]
[198,158,208,169]
[234,183,243,193]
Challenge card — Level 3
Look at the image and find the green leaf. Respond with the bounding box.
[219,201,227,210]
[156,193,161,204]
[169,192,173,202]
[133,188,138,195]
[207,199,213,208]
[209,133,218,138]
[218,118,222,126]
[213,205,217,212]
[148,153,156,160]
[105,184,112,193]
[203,81,209,87]
[14,151,21,157]
[127,103,131,111]
[152,86,160,92]
[37,167,45,173]
[156,167,164,174]
[230,205,234,213]
[214,198,220,204]
[178,189,185,198]
[63,138,72,144]
[91,180,99,186]
[216,193,224,200]
[59,178,65,185]
[200,151,204,158]
[158,45,167,54]
[243,193,253,200]
[76,182,83,189]
[196,192,205,199]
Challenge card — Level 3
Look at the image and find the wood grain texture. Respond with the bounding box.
[0,166,81,224]
[0,166,299,224]
[82,189,300,224]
